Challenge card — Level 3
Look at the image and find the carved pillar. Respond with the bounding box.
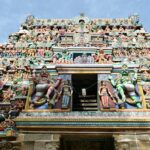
[17,133,61,150]
[34,134,60,150]
[113,134,131,150]
[16,133,34,150]
[136,134,150,150]
[113,133,150,150]
[34,141,60,150]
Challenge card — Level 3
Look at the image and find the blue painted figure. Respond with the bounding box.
[61,80,73,109]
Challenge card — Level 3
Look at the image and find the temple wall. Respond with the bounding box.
[16,133,60,150]
[0,132,149,150]
[114,133,150,150]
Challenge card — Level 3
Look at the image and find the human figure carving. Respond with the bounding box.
[98,81,115,109]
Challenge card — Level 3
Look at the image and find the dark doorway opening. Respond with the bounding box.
[61,136,115,150]
[72,74,98,111]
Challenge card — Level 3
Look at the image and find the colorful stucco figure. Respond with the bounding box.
[61,80,73,109]
[109,70,142,108]
[30,66,62,109]
[30,66,51,109]
[108,75,126,104]
[98,81,115,109]
[121,75,142,108]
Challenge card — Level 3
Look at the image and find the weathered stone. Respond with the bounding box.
[52,134,61,141]
[0,141,21,150]
[23,133,53,141]
[33,140,60,150]
[114,133,150,150]
[21,141,34,150]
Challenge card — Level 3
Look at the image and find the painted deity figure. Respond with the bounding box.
[121,75,142,108]
[11,80,28,98]
[46,77,62,108]
[30,66,62,109]
[30,66,51,108]
[57,50,72,64]
[61,80,73,109]
[109,72,142,108]
[12,80,23,97]
[0,75,8,101]
[109,75,126,105]
[98,81,115,109]
[94,50,107,64]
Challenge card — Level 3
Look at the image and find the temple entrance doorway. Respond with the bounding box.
[60,135,115,150]
[72,74,98,111]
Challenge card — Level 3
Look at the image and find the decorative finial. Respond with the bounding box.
[80,13,85,17]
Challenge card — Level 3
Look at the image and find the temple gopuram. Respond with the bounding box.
[0,14,150,150]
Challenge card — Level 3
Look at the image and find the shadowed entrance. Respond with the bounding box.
[72,74,98,111]
[61,135,115,150]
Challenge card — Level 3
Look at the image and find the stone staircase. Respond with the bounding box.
[73,95,98,111]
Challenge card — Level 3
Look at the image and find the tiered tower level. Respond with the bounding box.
[0,14,150,150]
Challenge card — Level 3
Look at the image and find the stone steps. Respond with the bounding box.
[73,95,98,111]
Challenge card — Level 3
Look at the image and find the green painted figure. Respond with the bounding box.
[109,71,142,108]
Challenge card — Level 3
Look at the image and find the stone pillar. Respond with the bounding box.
[113,133,150,150]
[16,134,34,150]
[17,133,61,150]
[34,134,60,150]
[34,140,59,150]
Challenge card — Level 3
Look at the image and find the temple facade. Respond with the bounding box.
[0,14,150,150]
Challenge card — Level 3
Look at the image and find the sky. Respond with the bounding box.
[0,0,150,43]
